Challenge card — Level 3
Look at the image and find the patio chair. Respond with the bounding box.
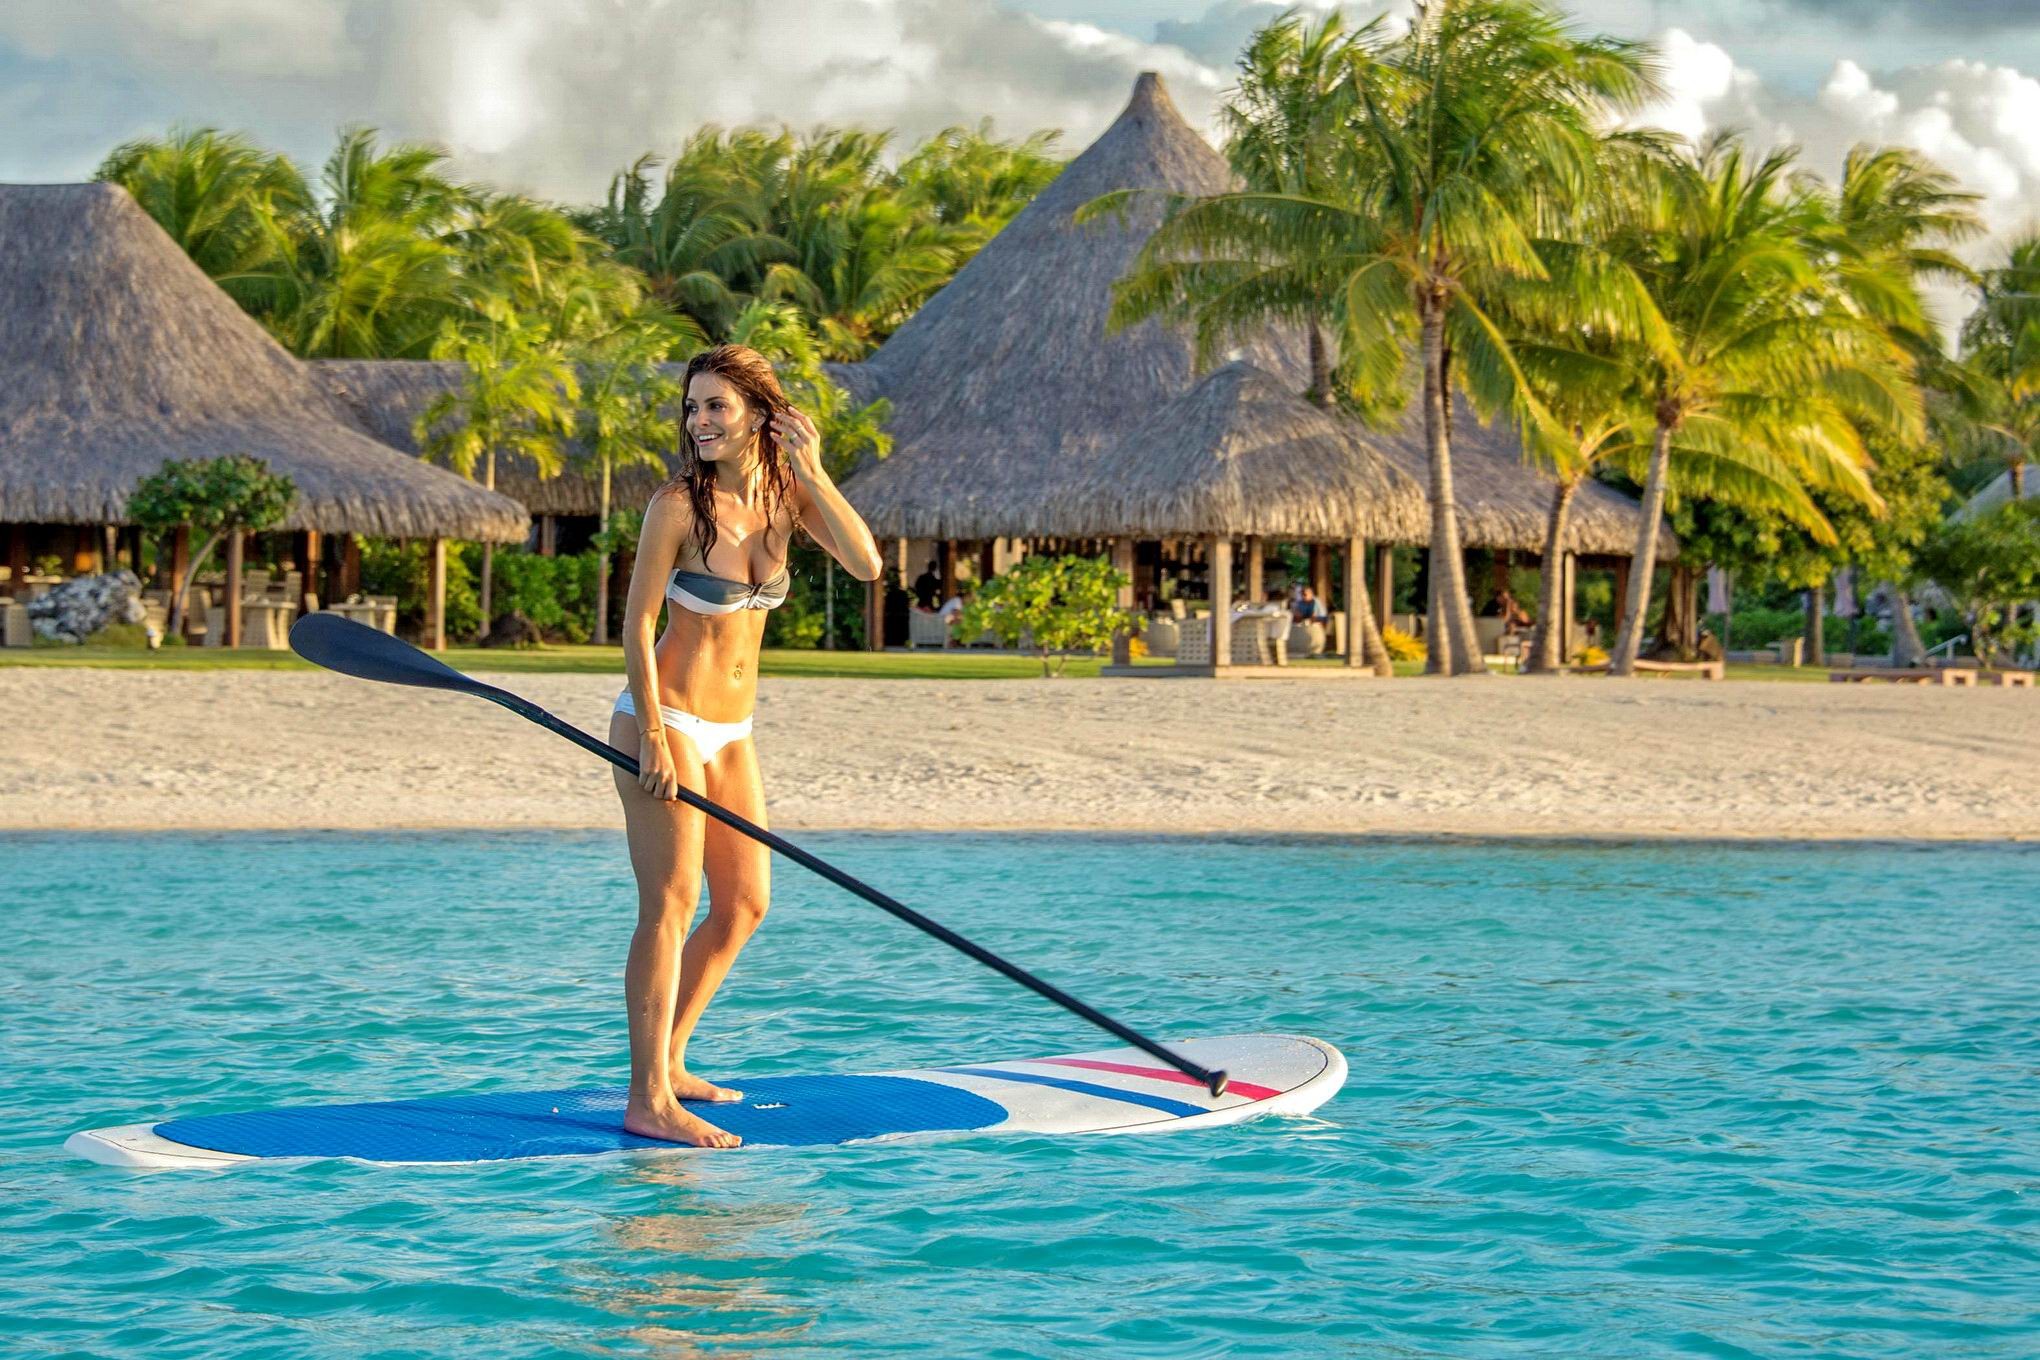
[907,607,949,648]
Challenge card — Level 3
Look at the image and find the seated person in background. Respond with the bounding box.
[912,560,941,610]
[938,584,971,644]
[1292,587,1328,623]
[1495,587,1532,631]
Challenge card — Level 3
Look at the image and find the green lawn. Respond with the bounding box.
[0,644,1866,683]
[0,644,1181,679]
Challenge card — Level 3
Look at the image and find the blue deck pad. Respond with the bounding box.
[155,1075,1009,1163]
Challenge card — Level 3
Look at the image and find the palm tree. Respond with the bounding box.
[1819,146,1981,663]
[1096,1,1658,675]
[579,135,793,340]
[1962,231,2040,502]
[576,325,682,644]
[1604,137,1913,674]
[94,127,312,320]
[895,121,1063,245]
[248,128,469,357]
[420,300,580,632]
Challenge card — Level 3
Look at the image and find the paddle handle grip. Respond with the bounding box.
[512,700,1231,1098]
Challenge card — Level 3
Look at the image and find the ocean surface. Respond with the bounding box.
[2,832,2035,1359]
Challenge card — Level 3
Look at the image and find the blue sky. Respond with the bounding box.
[6,0,2040,262]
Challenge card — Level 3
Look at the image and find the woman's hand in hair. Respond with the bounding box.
[772,408,826,487]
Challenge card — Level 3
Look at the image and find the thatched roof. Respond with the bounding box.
[1954,463,2037,522]
[1060,362,1427,541]
[834,74,1669,560]
[838,72,1310,538]
[1371,398,1677,559]
[0,183,529,542]
[313,359,678,516]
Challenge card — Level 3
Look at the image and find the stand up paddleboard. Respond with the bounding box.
[69,1035,1344,1169]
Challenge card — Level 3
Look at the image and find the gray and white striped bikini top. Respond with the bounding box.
[667,565,791,615]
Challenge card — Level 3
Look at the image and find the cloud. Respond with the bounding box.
[1783,0,2040,36]
[0,0,1229,201]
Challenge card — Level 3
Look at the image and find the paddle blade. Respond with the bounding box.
[290,613,482,696]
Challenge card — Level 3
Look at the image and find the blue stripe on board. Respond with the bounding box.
[946,1067,1208,1118]
[154,1075,1008,1161]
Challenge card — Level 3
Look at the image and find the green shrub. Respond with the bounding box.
[955,554,1135,676]
[480,548,600,643]
[360,539,481,642]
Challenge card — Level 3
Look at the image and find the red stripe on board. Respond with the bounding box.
[1034,1058,1282,1102]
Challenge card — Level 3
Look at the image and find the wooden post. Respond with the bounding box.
[296,530,320,611]
[1374,545,1393,629]
[941,539,958,599]
[1244,535,1264,604]
[5,524,27,592]
[539,516,556,557]
[1561,552,1577,663]
[427,539,447,652]
[1311,544,1330,606]
[339,535,361,599]
[102,525,118,573]
[1345,535,1366,669]
[979,542,995,580]
[225,529,245,647]
[1211,536,1233,670]
[1111,537,1135,666]
[1612,557,1632,641]
[864,575,882,651]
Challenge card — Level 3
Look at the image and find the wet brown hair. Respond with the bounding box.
[669,344,798,568]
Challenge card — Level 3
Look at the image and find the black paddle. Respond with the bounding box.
[290,613,1229,1097]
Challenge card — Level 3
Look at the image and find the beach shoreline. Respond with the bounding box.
[6,667,2038,841]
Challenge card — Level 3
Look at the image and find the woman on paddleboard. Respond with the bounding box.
[611,344,881,1147]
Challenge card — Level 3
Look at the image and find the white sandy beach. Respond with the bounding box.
[3,668,2038,840]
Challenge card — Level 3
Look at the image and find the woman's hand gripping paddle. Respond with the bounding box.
[289,613,1230,1097]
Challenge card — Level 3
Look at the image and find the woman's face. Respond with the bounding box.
[685,373,761,464]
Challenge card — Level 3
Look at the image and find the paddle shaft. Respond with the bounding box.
[502,696,1230,1097]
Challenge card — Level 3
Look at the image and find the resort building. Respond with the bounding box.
[829,73,1673,666]
[0,183,528,648]
[3,74,1675,664]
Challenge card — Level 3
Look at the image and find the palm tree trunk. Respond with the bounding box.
[2013,461,2026,500]
[1419,293,1483,675]
[479,448,496,639]
[1612,419,1674,676]
[1306,321,1333,406]
[1529,477,1578,673]
[1890,584,1927,666]
[1351,546,1394,677]
[594,459,613,646]
[1805,584,1826,666]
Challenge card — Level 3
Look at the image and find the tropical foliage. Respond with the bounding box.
[954,555,1137,677]
[126,454,297,634]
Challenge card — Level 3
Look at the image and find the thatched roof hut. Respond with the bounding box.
[836,72,1310,539]
[1063,361,1427,541]
[313,359,679,516]
[834,73,1668,560]
[0,183,528,543]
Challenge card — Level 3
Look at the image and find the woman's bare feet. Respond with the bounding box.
[669,1069,743,1103]
[625,1095,742,1149]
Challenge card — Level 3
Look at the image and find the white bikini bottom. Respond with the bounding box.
[613,691,753,763]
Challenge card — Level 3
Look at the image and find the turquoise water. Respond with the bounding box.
[2,832,2036,1359]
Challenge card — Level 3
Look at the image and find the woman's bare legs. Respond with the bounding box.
[667,737,770,1098]
[610,712,739,1149]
